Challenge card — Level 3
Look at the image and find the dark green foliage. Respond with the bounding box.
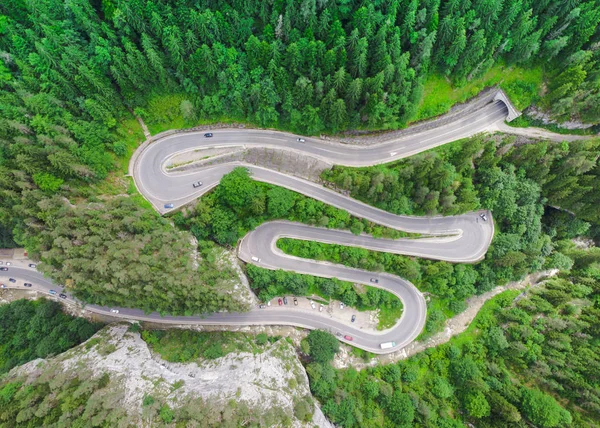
[307,248,600,427]
[0,299,101,374]
[304,330,340,363]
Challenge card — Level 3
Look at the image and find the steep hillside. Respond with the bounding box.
[0,324,331,427]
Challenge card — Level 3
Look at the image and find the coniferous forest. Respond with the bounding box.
[0,1,599,427]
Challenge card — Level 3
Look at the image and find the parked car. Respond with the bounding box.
[9,278,16,283]
[296,138,305,143]
[310,301,316,309]
[351,314,356,322]
[319,304,324,312]
[340,302,345,310]
[110,309,119,314]
[0,267,8,271]
[251,256,260,262]
[267,301,271,306]
[259,304,266,309]
[278,298,283,306]
[28,263,36,268]
[59,293,67,299]
[283,297,288,305]
[480,213,488,221]
[336,332,342,337]
[204,133,213,138]
[192,181,203,188]
[370,278,379,283]
[5,262,10,266]
[49,290,57,295]
[293,297,298,306]
[344,335,353,341]
[0,284,5,288]
[164,203,174,209]
[23,283,32,287]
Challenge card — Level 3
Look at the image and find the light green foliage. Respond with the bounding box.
[308,248,600,427]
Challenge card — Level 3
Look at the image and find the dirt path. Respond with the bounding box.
[496,122,591,142]
[334,269,558,369]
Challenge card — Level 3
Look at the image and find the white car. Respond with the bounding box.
[267,301,271,306]
[340,302,345,310]
[296,138,305,143]
[5,262,10,266]
[319,305,324,312]
[251,256,260,262]
[310,301,316,309]
[110,309,119,314]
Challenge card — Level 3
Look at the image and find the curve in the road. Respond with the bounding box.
[6,96,506,354]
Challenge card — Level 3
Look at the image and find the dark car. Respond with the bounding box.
[204,133,213,138]
[293,297,298,306]
[344,335,353,341]
[370,278,379,283]
[283,297,288,305]
[49,289,57,295]
[59,293,67,299]
[9,278,16,283]
[278,298,283,306]
[192,181,203,188]
[259,304,266,309]
[28,263,36,268]
[23,282,32,287]
[351,314,356,323]
[0,267,8,271]
[164,203,174,209]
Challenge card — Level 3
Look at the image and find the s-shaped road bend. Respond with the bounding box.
[7,100,507,354]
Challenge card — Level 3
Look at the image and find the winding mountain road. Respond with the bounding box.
[4,97,509,353]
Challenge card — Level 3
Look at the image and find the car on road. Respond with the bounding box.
[0,267,8,271]
[480,213,488,221]
[319,304,324,312]
[283,297,288,305]
[204,133,213,138]
[192,181,203,188]
[351,314,356,323]
[164,203,174,209]
[296,138,305,143]
[278,298,283,306]
[340,302,345,310]
[310,301,316,309]
[370,278,379,283]
[259,304,266,309]
[344,335,353,341]
[336,332,342,337]
[293,297,298,306]
[59,293,67,299]
[251,256,260,262]
[28,263,36,268]
[5,262,10,266]
[23,283,32,287]
[110,309,119,314]
[49,290,57,295]
[9,278,16,283]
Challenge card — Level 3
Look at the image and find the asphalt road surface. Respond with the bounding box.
[4,98,505,354]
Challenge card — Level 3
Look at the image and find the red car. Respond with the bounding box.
[344,335,353,341]
[278,298,283,306]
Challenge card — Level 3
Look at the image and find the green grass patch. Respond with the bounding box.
[415,62,543,122]
[506,114,596,136]
[141,329,275,362]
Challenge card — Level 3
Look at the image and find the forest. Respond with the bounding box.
[303,246,600,427]
[0,299,100,374]
[0,0,599,312]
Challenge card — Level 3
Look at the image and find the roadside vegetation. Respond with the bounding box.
[246,265,403,331]
[305,247,600,427]
[141,329,282,362]
[0,299,101,374]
